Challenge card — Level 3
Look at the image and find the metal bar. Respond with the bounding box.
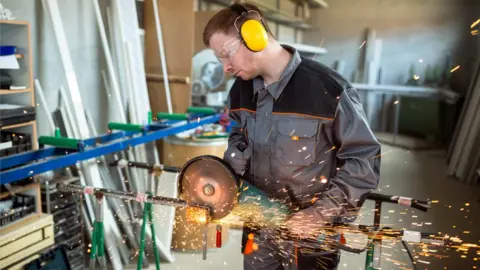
[0,147,57,170]
[57,182,209,210]
[46,180,51,214]
[0,114,221,184]
[151,0,173,114]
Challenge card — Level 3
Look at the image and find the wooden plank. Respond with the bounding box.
[7,253,40,270]
[146,73,190,84]
[194,11,217,54]
[0,214,52,246]
[0,20,29,25]
[0,89,32,94]
[0,214,41,236]
[0,236,54,269]
[147,81,191,115]
[0,230,43,258]
[145,0,194,113]
[0,121,34,130]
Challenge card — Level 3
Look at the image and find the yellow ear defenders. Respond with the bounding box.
[229,4,271,52]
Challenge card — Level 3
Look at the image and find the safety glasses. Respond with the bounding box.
[215,38,241,64]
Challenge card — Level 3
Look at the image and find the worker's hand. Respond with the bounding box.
[223,142,252,176]
[284,208,326,240]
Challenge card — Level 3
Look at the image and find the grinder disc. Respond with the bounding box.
[178,155,239,220]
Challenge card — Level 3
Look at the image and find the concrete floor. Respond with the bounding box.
[134,144,480,270]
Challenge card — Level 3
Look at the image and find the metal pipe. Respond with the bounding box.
[151,0,173,114]
[57,182,209,210]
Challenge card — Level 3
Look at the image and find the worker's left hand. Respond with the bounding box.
[284,208,326,239]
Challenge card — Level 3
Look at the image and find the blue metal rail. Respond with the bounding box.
[0,114,222,185]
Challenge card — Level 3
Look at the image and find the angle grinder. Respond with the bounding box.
[177,155,290,225]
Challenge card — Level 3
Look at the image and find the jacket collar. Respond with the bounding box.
[252,44,302,100]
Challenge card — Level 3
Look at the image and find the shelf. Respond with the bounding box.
[0,20,29,26]
[0,88,32,95]
[0,121,35,130]
[281,42,327,55]
[203,0,312,29]
[290,0,328,8]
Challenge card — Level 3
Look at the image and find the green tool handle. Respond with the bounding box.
[156,112,188,120]
[108,122,144,132]
[90,221,98,259]
[365,241,375,269]
[148,201,161,270]
[38,136,80,149]
[96,221,105,257]
[137,203,151,270]
[187,106,216,115]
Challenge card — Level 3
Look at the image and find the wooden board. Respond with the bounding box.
[144,0,195,114]
[194,11,217,54]
[147,81,191,115]
[0,214,54,269]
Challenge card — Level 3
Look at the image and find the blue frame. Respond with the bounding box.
[0,114,222,185]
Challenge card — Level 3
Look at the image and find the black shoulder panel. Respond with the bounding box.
[273,58,347,119]
[229,78,256,111]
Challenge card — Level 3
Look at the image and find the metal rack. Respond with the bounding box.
[41,176,85,270]
[0,113,222,184]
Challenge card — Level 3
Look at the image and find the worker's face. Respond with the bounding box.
[209,32,260,80]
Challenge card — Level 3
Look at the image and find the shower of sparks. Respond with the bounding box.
[311,39,325,60]
[325,146,336,154]
[450,65,460,73]
[373,149,393,159]
[471,19,480,28]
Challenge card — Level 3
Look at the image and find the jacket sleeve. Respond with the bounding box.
[225,95,247,150]
[222,95,251,175]
[302,87,381,223]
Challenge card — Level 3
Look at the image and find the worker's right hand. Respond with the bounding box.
[223,142,252,176]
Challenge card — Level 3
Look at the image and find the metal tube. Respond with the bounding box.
[45,180,51,214]
[202,223,208,260]
[57,182,209,210]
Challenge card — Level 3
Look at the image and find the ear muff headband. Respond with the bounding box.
[229,4,269,52]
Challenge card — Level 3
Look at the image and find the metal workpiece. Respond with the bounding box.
[56,182,210,211]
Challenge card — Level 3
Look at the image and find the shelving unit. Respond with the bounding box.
[202,0,318,30]
[0,20,37,152]
[0,20,46,270]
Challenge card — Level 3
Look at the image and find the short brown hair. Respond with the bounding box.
[202,2,271,48]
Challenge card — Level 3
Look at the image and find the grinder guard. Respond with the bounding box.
[178,155,292,226]
[178,155,240,220]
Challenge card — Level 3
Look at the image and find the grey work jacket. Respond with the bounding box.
[223,45,381,223]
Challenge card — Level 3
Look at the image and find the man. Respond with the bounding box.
[203,3,381,269]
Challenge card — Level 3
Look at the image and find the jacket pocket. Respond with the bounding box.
[276,119,318,166]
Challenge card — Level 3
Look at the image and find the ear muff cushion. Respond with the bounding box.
[240,20,268,52]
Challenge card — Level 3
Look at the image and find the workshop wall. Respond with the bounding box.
[304,0,479,92]
[1,0,109,138]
